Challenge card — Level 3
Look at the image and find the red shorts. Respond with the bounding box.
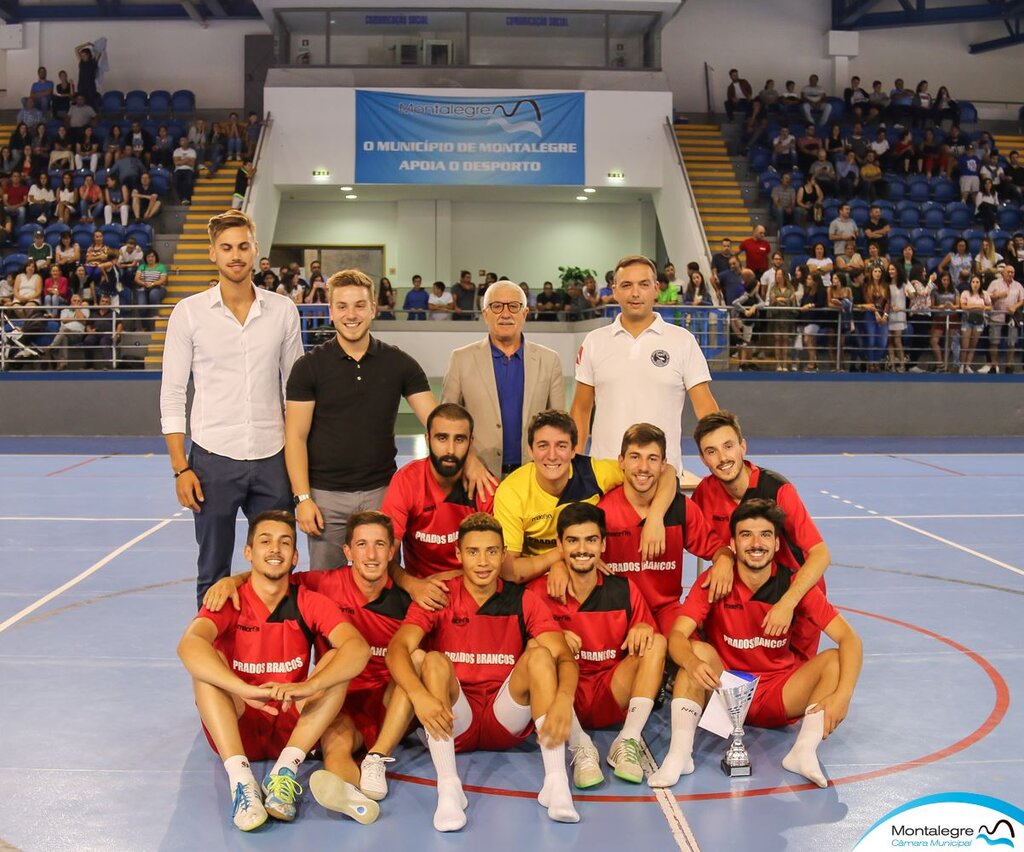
[203,703,300,760]
[575,667,626,730]
[345,684,388,750]
[453,686,533,753]
[653,602,688,636]
[745,670,800,729]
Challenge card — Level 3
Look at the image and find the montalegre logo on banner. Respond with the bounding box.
[355,90,585,185]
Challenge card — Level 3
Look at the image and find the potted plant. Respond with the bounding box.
[558,265,596,290]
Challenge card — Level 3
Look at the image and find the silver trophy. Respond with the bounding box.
[716,673,759,777]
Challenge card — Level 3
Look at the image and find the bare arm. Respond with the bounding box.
[762,541,831,636]
[814,615,863,737]
[501,547,564,584]
[406,389,438,427]
[533,629,579,746]
[178,618,265,698]
[687,381,719,420]
[569,381,595,455]
[386,623,455,739]
[285,400,323,536]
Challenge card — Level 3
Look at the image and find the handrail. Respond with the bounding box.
[704,61,714,118]
[664,117,713,271]
[242,110,272,214]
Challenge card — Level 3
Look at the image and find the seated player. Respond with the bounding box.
[177,511,371,831]
[494,409,678,585]
[382,402,494,611]
[386,513,581,832]
[530,502,666,788]
[203,510,416,813]
[596,423,734,632]
[651,499,862,788]
[692,411,831,659]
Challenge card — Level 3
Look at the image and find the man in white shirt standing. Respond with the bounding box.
[160,209,304,607]
[172,136,198,206]
[570,254,719,474]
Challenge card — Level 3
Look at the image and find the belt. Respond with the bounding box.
[501,463,520,476]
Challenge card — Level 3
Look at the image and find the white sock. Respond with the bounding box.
[270,746,306,778]
[619,697,655,742]
[427,733,467,832]
[426,733,459,782]
[568,712,595,751]
[535,715,579,823]
[648,698,701,788]
[782,706,828,788]
[223,754,257,791]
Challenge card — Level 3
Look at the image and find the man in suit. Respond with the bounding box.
[442,280,564,478]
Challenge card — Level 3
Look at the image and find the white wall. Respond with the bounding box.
[272,198,645,287]
[664,0,1024,115]
[0,19,269,110]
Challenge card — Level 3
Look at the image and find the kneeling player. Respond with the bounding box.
[651,499,862,788]
[531,502,667,787]
[387,513,581,832]
[178,511,370,831]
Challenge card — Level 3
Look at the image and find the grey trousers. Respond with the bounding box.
[308,485,389,570]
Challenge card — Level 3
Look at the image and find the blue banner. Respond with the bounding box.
[355,90,585,185]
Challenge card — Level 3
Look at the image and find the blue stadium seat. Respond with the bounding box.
[886,175,906,201]
[989,228,1013,248]
[44,223,70,246]
[72,225,95,252]
[823,200,840,222]
[936,228,960,255]
[102,90,125,115]
[95,168,108,185]
[927,256,943,274]
[3,253,28,275]
[72,169,93,189]
[920,202,945,230]
[931,178,957,204]
[888,228,911,255]
[959,101,978,124]
[805,226,830,251]
[748,147,771,173]
[779,225,806,255]
[896,201,921,228]
[997,206,1023,231]
[758,170,779,197]
[16,232,36,253]
[148,90,172,117]
[124,90,148,118]
[906,176,930,203]
[171,89,196,115]
[44,118,63,137]
[946,202,973,229]
[874,199,894,219]
[825,97,845,123]
[963,228,986,255]
[148,167,171,195]
[101,224,126,247]
[789,254,809,273]
[16,223,38,241]
[166,119,186,141]
[126,224,154,247]
[141,119,160,139]
[912,233,937,258]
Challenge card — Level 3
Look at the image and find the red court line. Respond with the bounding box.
[886,455,967,477]
[45,457,103,477]
[392,606,1009,803]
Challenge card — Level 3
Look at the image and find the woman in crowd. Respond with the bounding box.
[0,145,19,176]
[806,241,834,288]
[974,178,999,232]
[798,271,829,371]
[769,266,798,371]
[103,124,124,170]
[75,126,100,172]
[861,265,890,372]
[825,123,846,165]
[13,259,43,307]
[225,113,243,161]
[55,171,78,225]
[899,244,917,280]
[958,274,990,373]
[78,173,104,223]
[377,276,396,320]
[103,175,130,227]
[9,123,32,169]
[134,248,168,330]
[42,261,69,315]
[48,125,74,170]
[892,130,916,175]
[911,81,933,128]
[84,229,116,297]
[684,269,711,306]
[27,172,56,224]
[54,231,81,285]
[30,123,52,176]
[52,70,75,118]
[918,129,942,176]
[887,263,911,371]
[929,271,960,371]
[905,266,935,369]
[974,237,1003,281]
[939,237,974,291]
[795,173,825,224]
[933,86,959,127]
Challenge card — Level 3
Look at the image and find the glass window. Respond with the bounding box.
[607,14,660,70]
[279,11,330,66]
[329,10,466,66]
[468,11,606,67]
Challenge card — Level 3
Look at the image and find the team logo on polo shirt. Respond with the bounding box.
[651,349,670,367]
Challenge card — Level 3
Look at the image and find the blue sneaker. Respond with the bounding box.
[231,780,267,831]
[262,767,303,822]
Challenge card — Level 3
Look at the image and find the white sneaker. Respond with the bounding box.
[570,741,604,788]
[230,780,268,832]
[977,364,991,374]
[359,752,395,801]
[309,769,380,825]
[607,737,645,784]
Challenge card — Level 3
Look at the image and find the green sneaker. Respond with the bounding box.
[261,767,303,822]
[570,742,604,789]
[607,737,645,784]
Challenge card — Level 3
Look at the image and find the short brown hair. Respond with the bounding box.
[328,268,375,302]
[613,254,658,280]
[427,402,474,436]
[693,410,743,451]
[208,209,256,245]
[620,423,667,458]
[730,497,785,537]
[345,510,395,545]
[246,510,296,546]
[457,512,504,543]
[527,409,577,448]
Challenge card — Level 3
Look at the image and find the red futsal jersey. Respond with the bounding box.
[692,462,824,574]
[598,487,728,613]
[297,567,411,691]
[381,458,495,577]
[680,563,838,676]
[527,573,654,680]
[403,579,560,693]
[198,581,346,686]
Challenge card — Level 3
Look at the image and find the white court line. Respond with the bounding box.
[884,517,1024,578]
[0,514,181,635]
[639,737,701,852]
[814,513,1024,521]
[0,516,190,522]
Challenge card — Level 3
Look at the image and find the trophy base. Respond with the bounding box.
[721,758,752,777]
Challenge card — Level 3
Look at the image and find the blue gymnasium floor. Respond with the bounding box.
[1,438,1022,852]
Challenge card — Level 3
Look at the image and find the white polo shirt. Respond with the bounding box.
[575,312,712,472]
[160,283,304,460]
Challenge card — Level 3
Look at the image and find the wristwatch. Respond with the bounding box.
[293,493,311,506]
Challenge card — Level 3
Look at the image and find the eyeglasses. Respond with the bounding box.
[485,301,525,314]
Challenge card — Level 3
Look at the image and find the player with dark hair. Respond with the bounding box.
[386,513,581,831]
[650,499,862,788]
[178,511,370,831]
[529,502,666,787]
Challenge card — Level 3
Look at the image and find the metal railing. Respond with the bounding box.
[242,111,272,214]
[664,117,714,273]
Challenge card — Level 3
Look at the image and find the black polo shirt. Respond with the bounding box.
[286,335,430,491]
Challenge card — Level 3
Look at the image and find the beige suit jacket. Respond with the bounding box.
[441,337,565,476]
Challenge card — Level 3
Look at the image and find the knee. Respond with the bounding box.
[421,650,452,680]
[647,631,668,663]
[524,643,556,676]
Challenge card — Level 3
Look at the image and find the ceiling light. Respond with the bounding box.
[583,187,596,193]
[576,195,588,201]
[345,193,358,199]
[340,185,353,191]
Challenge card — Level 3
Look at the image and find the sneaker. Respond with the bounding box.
[231,780,268,832]
[607,738,645,784]
[309,769,380,825]
[977,364,991,374]
[359,752,395,801]
[262,767,303,822]
[570,741,604,789]
[909,365,924,373]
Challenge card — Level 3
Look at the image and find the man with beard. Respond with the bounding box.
[380,403,494,611]
[161,210,303,607]
[178,511,371,830]
[202,511,419,817]
[692,411,830,661]
[652,499,862,789]
[285,269,496,570]
[529,502,665,788]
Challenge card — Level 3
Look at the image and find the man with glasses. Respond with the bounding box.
[442,279,564,478]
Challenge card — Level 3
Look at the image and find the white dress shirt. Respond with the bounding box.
[160,283,304,460]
